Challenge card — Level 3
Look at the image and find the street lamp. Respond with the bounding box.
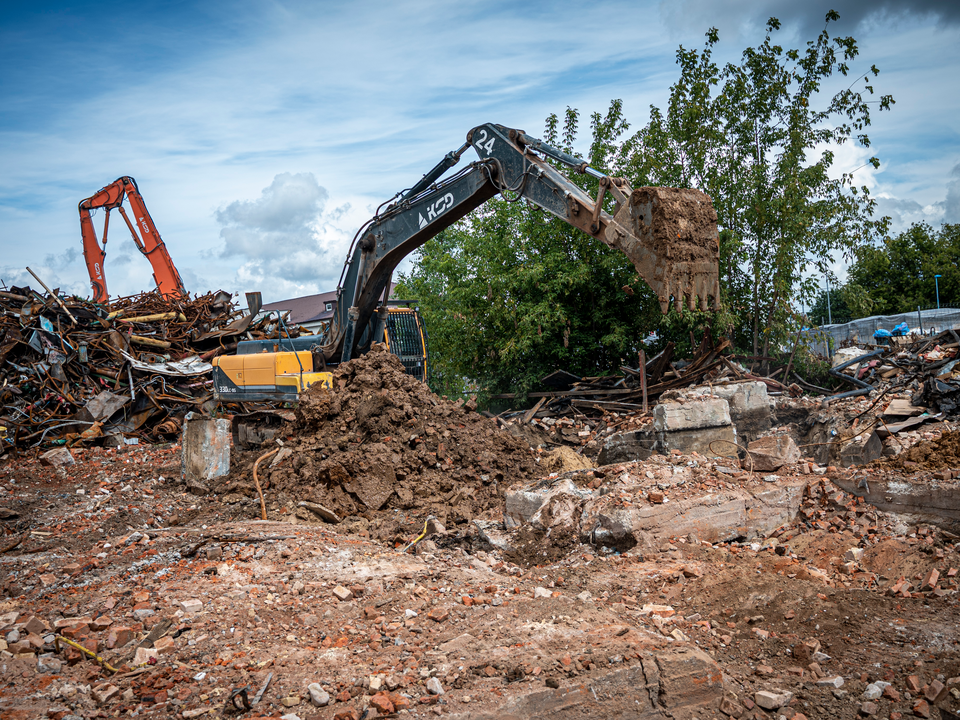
[935,274,942,310]
[825,274,832,324]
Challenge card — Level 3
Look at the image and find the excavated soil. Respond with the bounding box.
[227,345,537,544]
[881,429,960,470]
[611,186,720,310]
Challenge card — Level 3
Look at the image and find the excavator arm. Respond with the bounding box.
[79,176,187,304]
[323,123,720,364]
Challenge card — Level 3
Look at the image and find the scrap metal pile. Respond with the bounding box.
[0,285,311,454]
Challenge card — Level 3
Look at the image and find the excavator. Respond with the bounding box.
[79,176,187,304]
[213,122,720,404]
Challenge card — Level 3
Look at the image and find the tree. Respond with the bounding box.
[400,12,894,396]
[621,12,892,356]
[397,106,663,400]
[807,280,874,325]
[847,223,960,313]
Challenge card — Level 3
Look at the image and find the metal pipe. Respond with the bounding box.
[518,133,605,178]
[823,347,887,405]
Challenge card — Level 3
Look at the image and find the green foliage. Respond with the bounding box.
[847,223,960,314]
[623,13,892,356]
[650,305,739,358]
[400,12,894,399]
[397,106,662,401]
[807,280,874,325]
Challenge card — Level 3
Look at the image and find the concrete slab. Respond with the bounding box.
[653,398,731,432]
[658,426,738,458]
[597,430,656,465]
[446,647,721,720]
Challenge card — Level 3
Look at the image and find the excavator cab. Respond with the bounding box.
[212,304,428,403]
[384,306,428,382]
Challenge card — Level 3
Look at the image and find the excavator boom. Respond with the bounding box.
[323,123,720,365]
[79,176,187,304]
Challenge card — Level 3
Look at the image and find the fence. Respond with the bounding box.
[803,307,960,357]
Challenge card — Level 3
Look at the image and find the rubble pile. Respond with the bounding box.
[492,329,795,419]
[220,345,537,543]
[1,440,959,720]
[3,314,960,718]
[0,285,312,454]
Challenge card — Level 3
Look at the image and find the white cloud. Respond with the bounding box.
[0,0,957,306]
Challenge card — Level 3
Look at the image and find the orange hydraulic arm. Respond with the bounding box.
[79,176,187,304]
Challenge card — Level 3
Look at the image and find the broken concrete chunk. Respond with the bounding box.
[426,677,444,695]
[133,647,159,666]
[178,598,203,614]
[40,447,75,468]
[817,676,845,688]
[754,689,793,710]
[747,434,800,471]
[332,585,354,602]
[653,398,731,432]
[92,683,120,704]
[844,547,864,562]
[308,683,330,707]
[299,501,341,524]
[180,417,230,483]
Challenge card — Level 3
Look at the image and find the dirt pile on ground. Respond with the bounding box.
[539,445,593,474]
[882,429,960,470]
[257,344,537,542]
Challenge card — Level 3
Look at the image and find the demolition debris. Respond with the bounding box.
[0,284,311,454]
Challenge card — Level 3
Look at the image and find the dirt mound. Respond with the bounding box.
[882,430,960,470]
[540,446,593,474]
[258,345,537,543]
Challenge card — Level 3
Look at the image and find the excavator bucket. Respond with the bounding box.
[606,187,721,312]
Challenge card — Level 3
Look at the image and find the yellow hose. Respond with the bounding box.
[55,634,118,673]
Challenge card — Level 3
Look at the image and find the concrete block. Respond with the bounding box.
[747,434,800,471]
[658,425,738,458]
[504,479,591,529]
[597,430,656,465]
[585,478,806,546]
[686,381,771,415]
[754,689,793,710]
[445,648,721,719]
[181,416,231,486]
[653,398,731,432]
[838,430,882,467]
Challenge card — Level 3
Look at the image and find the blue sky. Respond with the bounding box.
[1,0,958,304]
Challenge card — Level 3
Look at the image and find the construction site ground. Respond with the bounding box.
[3,347,960,720]
[2,436,959,720]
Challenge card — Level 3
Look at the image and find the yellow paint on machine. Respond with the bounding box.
[275,371,332,391]
[214,351,326,388]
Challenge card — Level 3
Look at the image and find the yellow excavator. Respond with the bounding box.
[213,302,427,402]
[213,121,720,404]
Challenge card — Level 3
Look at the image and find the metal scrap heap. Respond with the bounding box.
[0,285,309,453]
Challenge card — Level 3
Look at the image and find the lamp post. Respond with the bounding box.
[935,274,942,310]
[825,275,832,325]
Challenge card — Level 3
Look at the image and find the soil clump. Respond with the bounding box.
[238,344,538,543]
[881,429,960,470]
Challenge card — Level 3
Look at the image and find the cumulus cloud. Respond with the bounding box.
[215,172,356,301]
[874,195,928,233]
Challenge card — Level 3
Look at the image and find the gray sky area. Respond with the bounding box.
[1,0,957,303]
